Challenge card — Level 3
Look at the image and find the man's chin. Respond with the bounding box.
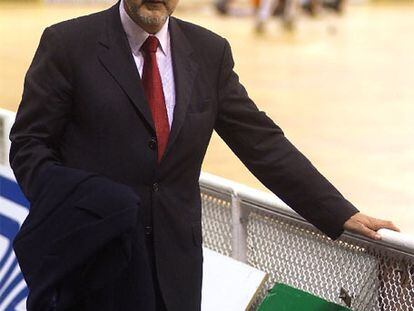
[137,11,168,27]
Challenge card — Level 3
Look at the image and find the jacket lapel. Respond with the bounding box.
[97,5,199,160]
[97,2,155,132]
[161,17,199,162]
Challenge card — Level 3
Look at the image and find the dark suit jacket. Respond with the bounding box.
[13,165,155,311]
[9,1,359,310]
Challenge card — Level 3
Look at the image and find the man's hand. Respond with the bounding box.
[343,212,400,240]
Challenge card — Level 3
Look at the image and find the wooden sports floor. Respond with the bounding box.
[1,1,413,235]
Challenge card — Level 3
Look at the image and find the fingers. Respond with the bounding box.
[356,222,382,241]
[344,218,381,240]
[343,213,400,241]
[381,220,400,232]
[369,218,400,232]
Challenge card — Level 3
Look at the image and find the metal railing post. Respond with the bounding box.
[231,190,249,263]
[0,109,15,166]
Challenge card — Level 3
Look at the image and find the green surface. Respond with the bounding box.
[258,283,352,311]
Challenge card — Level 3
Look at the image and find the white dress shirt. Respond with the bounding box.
[119,0,176,128]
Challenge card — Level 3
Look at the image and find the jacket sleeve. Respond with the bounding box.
[9,26,73,202]
[214,39,359,240]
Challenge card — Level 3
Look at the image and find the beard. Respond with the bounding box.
[126,1,169,28]
[137,12,168,26]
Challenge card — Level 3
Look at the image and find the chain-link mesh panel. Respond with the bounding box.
[199,184,413,310]
[246,210,378,309]
[201,189,233,257]
[246,210,414,310]
[373,251,414,310]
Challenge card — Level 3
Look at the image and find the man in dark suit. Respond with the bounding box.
[9,0,399,310]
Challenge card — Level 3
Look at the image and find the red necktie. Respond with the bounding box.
[141,36,170,162]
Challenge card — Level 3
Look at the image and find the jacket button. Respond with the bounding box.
[152,183,159,192]
[148,137,157,150]
[144,226,153,236]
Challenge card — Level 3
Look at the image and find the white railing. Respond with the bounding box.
[0,108,15,167]
[199,172,414,257]
[199,172,414,310]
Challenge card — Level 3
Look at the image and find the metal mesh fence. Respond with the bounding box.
[246,209,380,310]
[200,185,414,310]
[201,188,233,257]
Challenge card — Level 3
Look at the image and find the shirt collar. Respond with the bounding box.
[119,0,169,56]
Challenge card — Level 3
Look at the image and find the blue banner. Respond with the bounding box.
[0,169,29,310]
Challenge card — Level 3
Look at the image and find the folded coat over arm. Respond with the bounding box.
[13,165,155,311]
